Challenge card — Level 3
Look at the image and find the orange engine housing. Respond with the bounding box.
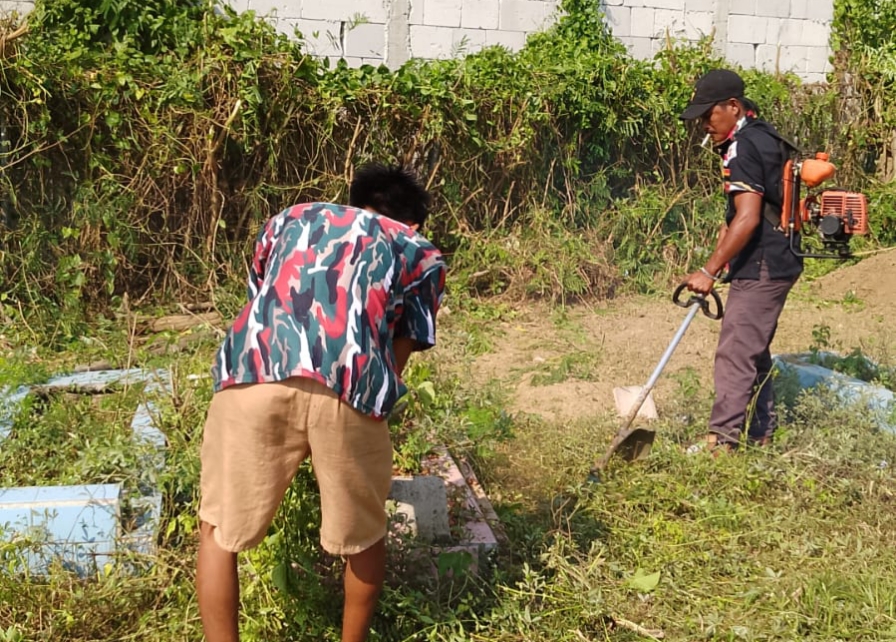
[800,153,837,188]
[818,191,869,235]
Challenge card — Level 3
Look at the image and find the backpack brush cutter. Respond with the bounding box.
[774,151,869,258]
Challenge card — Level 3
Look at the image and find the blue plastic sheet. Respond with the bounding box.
[773,352,896,434]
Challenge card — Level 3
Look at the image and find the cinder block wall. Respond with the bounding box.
[0,0,833,81]
[604,0,833,83]
[231,0,560,68]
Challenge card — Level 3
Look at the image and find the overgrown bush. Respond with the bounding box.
[830,0,896,243]
[0,0,884,327]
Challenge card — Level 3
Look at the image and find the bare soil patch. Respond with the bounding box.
[464,253,896,422]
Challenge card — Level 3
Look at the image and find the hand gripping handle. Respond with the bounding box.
[672,284,724,320]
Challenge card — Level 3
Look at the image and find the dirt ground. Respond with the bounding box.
[464,249,896,421]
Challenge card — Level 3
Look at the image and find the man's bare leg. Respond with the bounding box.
[341,537,386,642]
[197,521,240,642]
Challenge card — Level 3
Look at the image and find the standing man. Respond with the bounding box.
[680,69,802,451]
[196,164,446,642]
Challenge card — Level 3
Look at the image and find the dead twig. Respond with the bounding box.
[0,21,29,59]
[140,312,224,334]
[612,617,666,639]
[575,615,666,641]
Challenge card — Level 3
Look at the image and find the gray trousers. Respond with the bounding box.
[709,266,797,446]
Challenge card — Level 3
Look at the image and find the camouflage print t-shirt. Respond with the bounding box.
[212,202,446,419]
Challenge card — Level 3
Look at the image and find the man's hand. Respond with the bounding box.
[684,270,716,296]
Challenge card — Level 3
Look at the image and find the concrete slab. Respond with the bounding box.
[389,476,451,543]
[386,446,500,576]
[774,352,896,434]
[422,446,498,552]
[0,385,29,440]
[43,368,146,390]
[0,484,120,575]
[0,368,171,575]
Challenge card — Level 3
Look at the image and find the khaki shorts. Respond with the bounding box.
[198,377,392,556]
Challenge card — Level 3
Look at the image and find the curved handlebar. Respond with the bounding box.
[672,284,724,320]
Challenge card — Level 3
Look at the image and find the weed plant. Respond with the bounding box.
[1,0,896,639]
[2,302,896,641]
[472,382,896,641]
[806,323,896,391]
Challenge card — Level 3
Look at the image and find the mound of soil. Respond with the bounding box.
[812,249,896,308]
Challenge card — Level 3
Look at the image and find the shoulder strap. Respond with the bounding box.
[763,135,798,232]
[735,120,800,232]
[744,118,802,156]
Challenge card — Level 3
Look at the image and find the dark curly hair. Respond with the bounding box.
[348,163,430,229]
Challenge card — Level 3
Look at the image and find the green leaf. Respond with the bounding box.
[271,562,289,592]
[626,568,660,592]
[416,381,436,406]
[437,550,473,577]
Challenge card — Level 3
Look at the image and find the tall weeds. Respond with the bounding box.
[0,0,885,323]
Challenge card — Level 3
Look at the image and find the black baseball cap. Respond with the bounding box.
[679,69,745,120]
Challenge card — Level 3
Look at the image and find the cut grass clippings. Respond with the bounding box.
[476,388,896,641]
[2,310,896,641]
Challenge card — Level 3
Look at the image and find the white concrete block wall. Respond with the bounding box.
[756,0,790,18]
[454,27,489,50]
[602,0,832,81]
[462,0,500,29]
[278,18,343,56]
[727,42,756,68]
[424,0,463,27]
[684,11,714,39]
[410,24,456,58]
[301,0,388,23]
[485,28,527,49]
[0,0,32,17]
[344,22,386,58]
[0,0,833,80]
[603,5,632,35]
[500,0,553,32]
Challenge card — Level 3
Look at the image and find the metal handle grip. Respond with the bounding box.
[672,284,724,320]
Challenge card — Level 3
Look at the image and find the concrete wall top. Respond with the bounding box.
[0,0,833,80]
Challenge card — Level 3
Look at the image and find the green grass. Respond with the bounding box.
[0,386,152,491]
[2,305,896,641]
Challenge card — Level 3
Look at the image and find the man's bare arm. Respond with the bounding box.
[685,191,763,294]
[393,337,418,376]
[704,192,763,275]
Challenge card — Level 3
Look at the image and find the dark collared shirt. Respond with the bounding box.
[718,116,803,280]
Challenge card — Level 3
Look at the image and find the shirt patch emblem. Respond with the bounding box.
[723,141,738,166]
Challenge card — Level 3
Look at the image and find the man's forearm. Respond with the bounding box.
[705,219,754,274]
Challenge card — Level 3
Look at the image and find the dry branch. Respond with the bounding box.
[0,21,28,59]
[141,312,223,334]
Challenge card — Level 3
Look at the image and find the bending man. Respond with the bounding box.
[196,164,446,642]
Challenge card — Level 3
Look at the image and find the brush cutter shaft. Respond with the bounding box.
[590,286,724,475]
[618,302,701,434]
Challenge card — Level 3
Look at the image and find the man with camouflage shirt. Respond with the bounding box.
[196,164,446,642]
